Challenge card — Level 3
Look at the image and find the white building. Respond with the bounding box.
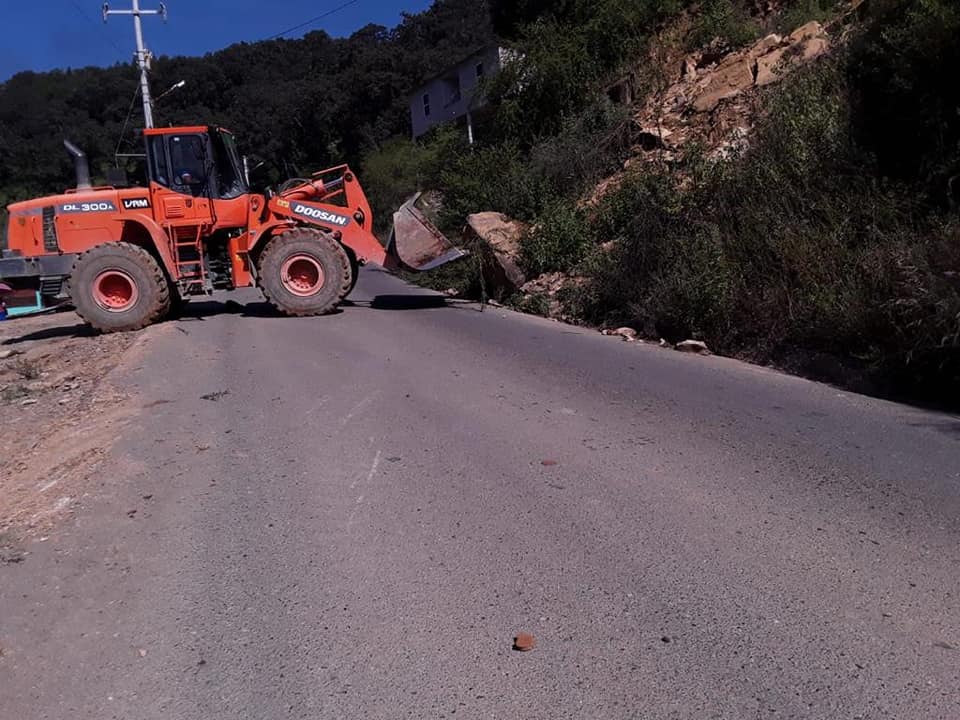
[409,45,511,140]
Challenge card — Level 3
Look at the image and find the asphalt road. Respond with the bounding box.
[2,268,959,719]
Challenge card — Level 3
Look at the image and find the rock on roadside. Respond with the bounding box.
[601,327,640,342]
[676,339,712,355]
[463,212,529,294]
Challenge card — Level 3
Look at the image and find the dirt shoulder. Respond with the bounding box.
[0,310,150,551]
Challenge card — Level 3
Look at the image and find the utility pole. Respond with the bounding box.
[103,1,167,129]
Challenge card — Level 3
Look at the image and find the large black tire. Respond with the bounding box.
[164,279,188,320]
[344,246,360,299]
[257,228,351,316]
[69,242,171,333]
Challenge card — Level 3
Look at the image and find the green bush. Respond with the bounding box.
[689,0,760,49]
[486,19,599,145]
[510,292,552,317]
[777,0,840,34]
[577,45,960,401]
[851,0,960,205]
[361,125,462,235]
[486,0,684,147]
[438,142,551,227]
[528,101,632,196]
[523,200,594,275]
[582,168,730,339]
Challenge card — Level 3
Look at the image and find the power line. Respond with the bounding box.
[114,82,142,162]
[68,0,126,54]
[265,0,360,41]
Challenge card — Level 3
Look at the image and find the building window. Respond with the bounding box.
[475,62,485,78]
[422,93,431,118]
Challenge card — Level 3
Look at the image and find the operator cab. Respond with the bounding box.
[144,126,248,199]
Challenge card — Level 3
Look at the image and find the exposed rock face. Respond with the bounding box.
[463,212,528,292]
[531,11,849,320]
[692,53,757,113]
[755,47,790,86]
[788,20,824,43]
[756,31,829,85]
[627,21,831,167]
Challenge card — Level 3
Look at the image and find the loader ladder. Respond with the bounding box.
[167,224,209,294]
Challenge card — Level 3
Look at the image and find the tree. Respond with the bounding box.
[0,0,494,207]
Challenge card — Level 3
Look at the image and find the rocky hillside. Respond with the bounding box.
[626,20,832,166]
[411,0,959,405]
[484,11,849,312]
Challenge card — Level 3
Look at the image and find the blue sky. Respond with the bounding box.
[0,0,433,80]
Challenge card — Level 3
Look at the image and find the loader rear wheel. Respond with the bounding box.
[258,228,351,316]
[69,242,171,333]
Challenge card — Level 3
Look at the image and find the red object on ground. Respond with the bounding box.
[513,633,537,652]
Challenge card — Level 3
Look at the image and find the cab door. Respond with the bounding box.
[146,133,214,227]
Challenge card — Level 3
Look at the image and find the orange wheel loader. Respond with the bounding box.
[0,129,464,332]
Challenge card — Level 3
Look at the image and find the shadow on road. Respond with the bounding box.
[1,321,94,345]
[352,294,450,311]
[176,294,465,321]
[176,299,293,321]
[0,293,474,342]
[907,419,960,440]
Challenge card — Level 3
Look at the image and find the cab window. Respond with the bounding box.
[168,135,208,196]
[148,136,170,187]
[210,131,247,199]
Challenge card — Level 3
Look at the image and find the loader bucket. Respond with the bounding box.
[387,193,467,271]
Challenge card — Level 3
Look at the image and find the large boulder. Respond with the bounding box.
[788,20,824,44]
[463,212,528,292]
[749,33,783,59]
[692,54,755,112]
[755,47,788,86]
[676,339,712,355]
[798,36,829,61]
[755,28,829,86]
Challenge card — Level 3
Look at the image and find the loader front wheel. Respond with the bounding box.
[344,247,360,299]
[258,228,351,316]
[69,242,171,333]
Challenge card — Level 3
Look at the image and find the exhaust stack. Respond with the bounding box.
[63,140,92,190]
